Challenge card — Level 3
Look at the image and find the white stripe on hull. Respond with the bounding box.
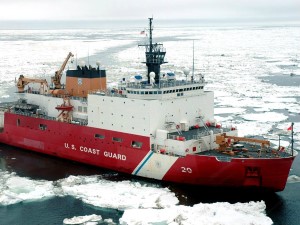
[132,151,178,180]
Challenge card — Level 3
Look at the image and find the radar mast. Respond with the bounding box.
[139,18,167,84]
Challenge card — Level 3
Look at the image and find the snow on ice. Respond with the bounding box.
[241,112,288,123]
[59,175,178,209]
[120,201,273,225]
[0,171,274,225]
[0,171,55,205]
[214,107,246,115]
[287,175,300,184]
[63,214,102,225]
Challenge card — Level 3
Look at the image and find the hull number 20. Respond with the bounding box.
[181,167,192,173]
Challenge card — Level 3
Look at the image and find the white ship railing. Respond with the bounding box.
[12,110,88,126]
[126,79,205,90]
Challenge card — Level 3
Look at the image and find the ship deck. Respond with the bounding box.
[168,125,295,160]
[197,146,294,161]
[168,125,226,141]
[0,101,88,126]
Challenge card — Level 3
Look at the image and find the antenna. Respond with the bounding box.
[291,122,294,156]
[192,40,195,82]
[76,53,78,67]
[88,48,90,66]
[138,18,167,84]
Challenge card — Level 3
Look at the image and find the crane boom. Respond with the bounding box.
[224,135,270,145]
[16,75,48,93]
[52,52,74,89]
[216,133,270,151]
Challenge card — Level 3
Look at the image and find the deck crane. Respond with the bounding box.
[16,75,48,94]
[216,133,270,151]
[51,52,74,89]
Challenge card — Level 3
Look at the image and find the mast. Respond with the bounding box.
[139,18,167,84]
[192,40,195,81]
[291,122,294,156]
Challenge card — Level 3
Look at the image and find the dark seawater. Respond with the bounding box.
[0,196,122,225]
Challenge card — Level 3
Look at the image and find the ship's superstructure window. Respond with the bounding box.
[94,134,105,139]
[126,86,202,95]
[39,124,47,131]
[131,141,143,149]
[112,137,123,142]
[78,106,82,112]
[83,107,87,113]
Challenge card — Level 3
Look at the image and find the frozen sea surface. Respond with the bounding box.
[0,170,274,225]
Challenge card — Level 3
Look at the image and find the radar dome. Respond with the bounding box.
[183,68,190,76]
[96,61,101,66]
[149,72,155,78]
[79,60,86,67]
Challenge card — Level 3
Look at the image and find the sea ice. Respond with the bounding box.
[0,171,55,205]
[0,171,274,224]
[59,175,178,210]
[287,175,300,184]
[214,107,246,115]
[119,201,273,225]
[235,121,273,137]
[63,214,102,225]
[241,112,288,122]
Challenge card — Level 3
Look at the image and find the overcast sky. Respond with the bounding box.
[0,0,299,21]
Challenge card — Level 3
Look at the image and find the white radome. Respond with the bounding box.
[79,60,86,67]
[183,68,190,76]
[149,72,155,78]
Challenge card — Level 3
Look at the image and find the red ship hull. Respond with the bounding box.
[0,112,295,191]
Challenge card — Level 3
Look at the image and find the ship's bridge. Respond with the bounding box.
[119,78,205,100]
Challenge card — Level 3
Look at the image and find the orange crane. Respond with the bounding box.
[51,52,74,89]
[216,133,270,151]
[16,75,48,94]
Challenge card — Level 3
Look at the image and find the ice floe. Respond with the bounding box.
[0,172,177,209]
[59,175,178,210]
[241,112,288,122]
[287,175,300,184]
[63,214,102,225]
[0,171,274,225]
[235,121,273,137]
[119,201,273,225]
[214,107,246,115]
[0,171,55,205]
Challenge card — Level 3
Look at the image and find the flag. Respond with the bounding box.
[287,126,292,131]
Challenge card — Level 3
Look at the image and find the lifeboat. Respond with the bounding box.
[55,105,73,111]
